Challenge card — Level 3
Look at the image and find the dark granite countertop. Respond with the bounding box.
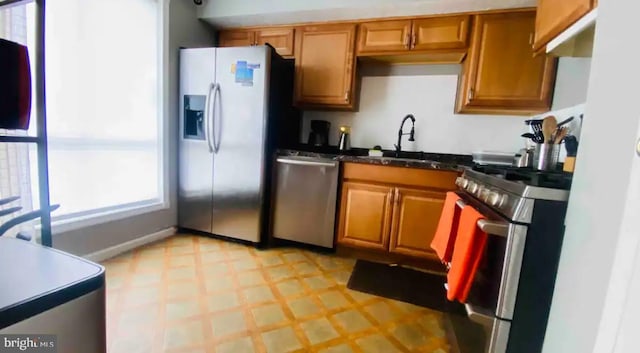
[277,147,473,172]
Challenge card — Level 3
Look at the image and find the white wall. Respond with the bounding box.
[302,58,590,155]
[197,0,535,27]
[53,0,214,255]
[542,0,640,351]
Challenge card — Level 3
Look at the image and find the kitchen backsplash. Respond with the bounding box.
[301,58,591,155]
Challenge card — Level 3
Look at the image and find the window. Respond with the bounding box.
[45,0,166,222]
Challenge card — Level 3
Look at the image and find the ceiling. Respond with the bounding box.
[197,0,537,28]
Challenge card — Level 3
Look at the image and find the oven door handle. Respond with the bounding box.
[455,199,509,237]
[465,303,494,327]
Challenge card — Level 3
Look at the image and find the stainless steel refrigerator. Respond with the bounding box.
[178,45,297,244]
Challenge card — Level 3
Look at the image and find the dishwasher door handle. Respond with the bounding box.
[276,158,338,168]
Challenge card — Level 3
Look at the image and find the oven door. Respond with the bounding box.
[454,191,528,353]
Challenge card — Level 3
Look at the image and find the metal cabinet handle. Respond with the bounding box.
[404,34,410,49]
[468,88,475,101]
[411,33,416,49]
[276,158,337,168]
[529,32,534,45]
[344,90,350,102]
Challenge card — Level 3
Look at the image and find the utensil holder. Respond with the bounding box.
[534,143,560,171]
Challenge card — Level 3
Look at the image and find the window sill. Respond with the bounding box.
[50,201,169,234]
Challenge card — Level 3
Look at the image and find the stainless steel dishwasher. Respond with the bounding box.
[272,155,339,248]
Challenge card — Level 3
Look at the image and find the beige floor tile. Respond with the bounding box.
[104,234,452,353]
[300,317,340,345]
[204,275,235,293]
[169,254,196,268]
[319,291,351,310]
[237,270,266,287]
[165,300,201,321]
[391,323,429,350]
[231,258,260,272]
[206,291,241,312]
[303,275,333,290]
[122,286,162,308]
[332,309,373,333]
[282,252,308,263]
[318,343,356,353]
[163,320,205,349]
[167,282,200,299]
[293,261,321,276]
[215,336,255,353]
[262,326,303,353]
[364,301,403,324]
[266,265,296,282]
[242,285,276,304]
[210,310,247,338]
[356,334,402,353]
[288,297,321,318]
[167,267,198,281]
[276,279,306,297]
[251,303,288,327]
[259,255,284,267]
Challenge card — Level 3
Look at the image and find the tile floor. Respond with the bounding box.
[103,234,451,353]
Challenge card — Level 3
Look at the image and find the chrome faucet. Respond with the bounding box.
[394,114,415,157]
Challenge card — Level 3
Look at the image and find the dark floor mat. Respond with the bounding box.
[347,260,467,316]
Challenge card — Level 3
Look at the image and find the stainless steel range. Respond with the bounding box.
[453,165,572,353]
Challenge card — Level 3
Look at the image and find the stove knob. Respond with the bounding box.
[480,188,490,201]
[468,182,479,193]
[489,192,508,207]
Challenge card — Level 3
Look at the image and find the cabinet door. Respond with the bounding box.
[218,30,255,47]
[457,12,557,115]
[255,28,295,58]
[389,188,445,259]
[356,20,412,55]
[337,182,394,251]
[412,15,470,50]
[534,0,594,52]
[294,24,357,108]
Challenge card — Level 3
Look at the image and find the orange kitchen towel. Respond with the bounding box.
[446,205,488,303]
[430,192,461,263]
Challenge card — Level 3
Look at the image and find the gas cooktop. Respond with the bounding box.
[471,165,573,190]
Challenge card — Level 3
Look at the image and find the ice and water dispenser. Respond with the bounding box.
[183,95,206,140]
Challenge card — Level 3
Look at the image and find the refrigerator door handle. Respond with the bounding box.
[212,83,222,154]
[204,83,215,153]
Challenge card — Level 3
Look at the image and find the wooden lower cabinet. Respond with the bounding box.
[389,188,445,260]
[337,179,449,261]
[337,182,394,251]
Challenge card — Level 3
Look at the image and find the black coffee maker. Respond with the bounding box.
[307,120,330,146]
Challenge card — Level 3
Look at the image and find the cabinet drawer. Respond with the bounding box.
[342,163,459,190]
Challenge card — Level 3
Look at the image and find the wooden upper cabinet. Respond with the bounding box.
[412,15,470,50]
[337,182,394,251]
[534,0,595,52]
[218,30,255,47]
[457,11,558,115]
[294,24,357,109]
[357,20,412,54]
[357,16,470,55]
[389,188,446,260]
[255,28,295,58]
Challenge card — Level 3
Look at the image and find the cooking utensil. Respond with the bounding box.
[557,116,574,127]
[542,116,558,143]
[521,133,544,144]
[534,143,560,171]
[554,126,569,144]
[564,135,578,157]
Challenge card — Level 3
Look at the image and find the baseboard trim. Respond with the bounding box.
[83,227,176,262]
